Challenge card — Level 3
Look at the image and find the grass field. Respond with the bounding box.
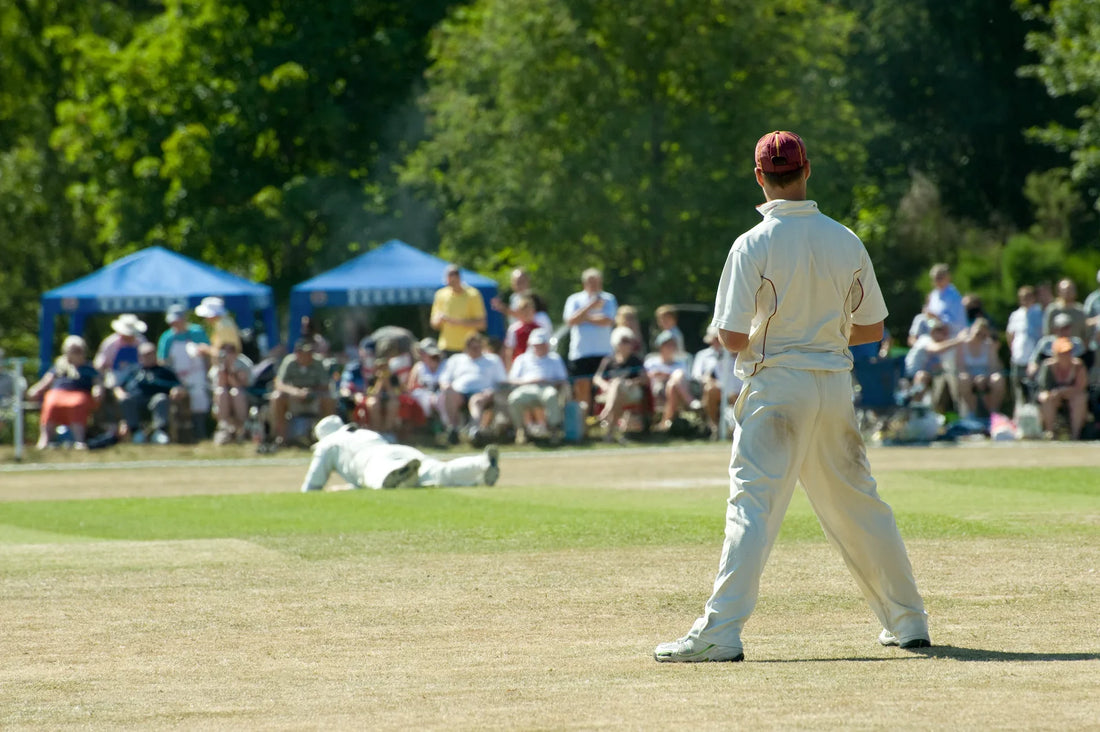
[1,443,1098,729]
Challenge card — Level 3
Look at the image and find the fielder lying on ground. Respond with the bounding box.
[301,415,500,492]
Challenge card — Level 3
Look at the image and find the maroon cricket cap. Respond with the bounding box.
[755,131,808,173]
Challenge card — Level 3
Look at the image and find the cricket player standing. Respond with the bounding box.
[655,131,929,663]
[301,416,500,492]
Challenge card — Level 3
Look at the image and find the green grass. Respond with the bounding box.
[1,467,1096,561]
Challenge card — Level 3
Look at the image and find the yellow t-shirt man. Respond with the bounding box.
[431,283,487,352]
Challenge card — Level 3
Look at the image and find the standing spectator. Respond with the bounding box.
[94,313,148,388]
[1036,337,1088,440]
[506,329,569,443]
[502,297,542,370]
[563,268,618,418]
[1036,281,1055,310]
[592,327,648,444]
[27,335,101,450]
[405,338,445,425]
[926,263,967,335]
[1042,278,1089,350]
[962,293,996,329]
[1005,286,1044,406]
[438,333,507,444]
[271,338,336,447]
[1084,269,1100,354]
[115,342,184,444]
[209,342,254,445]
[492,267,552,329]
[645,331,698,431]
[652,305,686,354]
[430,264,487,355]
[195,296,242,353]
[158,304,212,435]
[955,318,1006,418]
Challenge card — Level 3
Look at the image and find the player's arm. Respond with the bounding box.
[301,445,335,493]
[717,329,750,354]
[849,321,884,346]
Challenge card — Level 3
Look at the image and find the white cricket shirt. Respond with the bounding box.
[712,199,889,379]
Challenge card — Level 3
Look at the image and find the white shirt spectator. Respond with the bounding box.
[563,290,618,360]
[439,352,506,394]
[508,350,568,383]
[928,284,967,335]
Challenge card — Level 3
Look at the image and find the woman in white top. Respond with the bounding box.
[956,317,1005,417]
[405,339,445,421]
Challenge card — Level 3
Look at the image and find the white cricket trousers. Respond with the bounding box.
[355,444,489,489]
[688,367,928,649]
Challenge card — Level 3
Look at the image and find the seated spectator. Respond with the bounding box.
[27,335,101,449]
[956,318,1006,418]
[692,327,743,436]
[299,315,330,356]
[209,342,254,445]
[115,342,185,444]
[271,338,336,447]
[645,330,699,432]
[94,313,148,388]
[652,305,686,354]
[903,318,963,410]
[405,338,445,425]
[158,304,212,436]
[1026,312,1086,388]
[1036,337,1088,439]
[908,302,933,347]
[506,329,569,443]
[502,296,542,370]
[614,305,645,353]
[593,326,648,444]
[340,337,401,436]
[438,333,507,444]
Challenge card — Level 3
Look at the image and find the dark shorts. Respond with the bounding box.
[568,356,605,380]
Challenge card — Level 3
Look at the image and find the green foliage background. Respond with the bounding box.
[3,0,1100,360]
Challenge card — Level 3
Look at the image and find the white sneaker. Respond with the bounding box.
[878,629,932,649]
[654,637,744,663]
[381,459,421,489]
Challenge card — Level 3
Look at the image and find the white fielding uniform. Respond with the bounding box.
[685,198,928,651]
[301,425,493,492]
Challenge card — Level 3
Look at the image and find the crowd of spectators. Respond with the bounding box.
[889,263,1100,440]
[19,259,1099,452]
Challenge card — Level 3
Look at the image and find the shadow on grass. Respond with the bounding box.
[753,646,1100,663]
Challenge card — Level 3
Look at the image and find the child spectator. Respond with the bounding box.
[652,305,686,354]
[592,326,648,443]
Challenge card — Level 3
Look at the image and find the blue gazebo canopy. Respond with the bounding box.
[39,246,276,371]
[287,239,502,344]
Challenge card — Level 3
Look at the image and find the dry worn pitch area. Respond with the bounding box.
[1,442,1098,730]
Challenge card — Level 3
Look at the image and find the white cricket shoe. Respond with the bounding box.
[654,637,744,663]
[381,459,421,489]
[878,628,932,649]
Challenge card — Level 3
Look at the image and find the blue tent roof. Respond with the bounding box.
[288,240,502,342]
[39,246,276,372]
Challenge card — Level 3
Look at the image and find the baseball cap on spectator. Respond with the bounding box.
[417,337,440,356]
[610,326,636,347]
[755,130,807,174]
[654,330,676,348]
[165,304,187,324]
[445,263,461,276]
[195,296,227,318]
[1051,313,1073,330]
[294,337,316,353]
[111,313,148,337]
[1053,337,1074,355]
[529,329,550,346]
[358,336,376,353]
